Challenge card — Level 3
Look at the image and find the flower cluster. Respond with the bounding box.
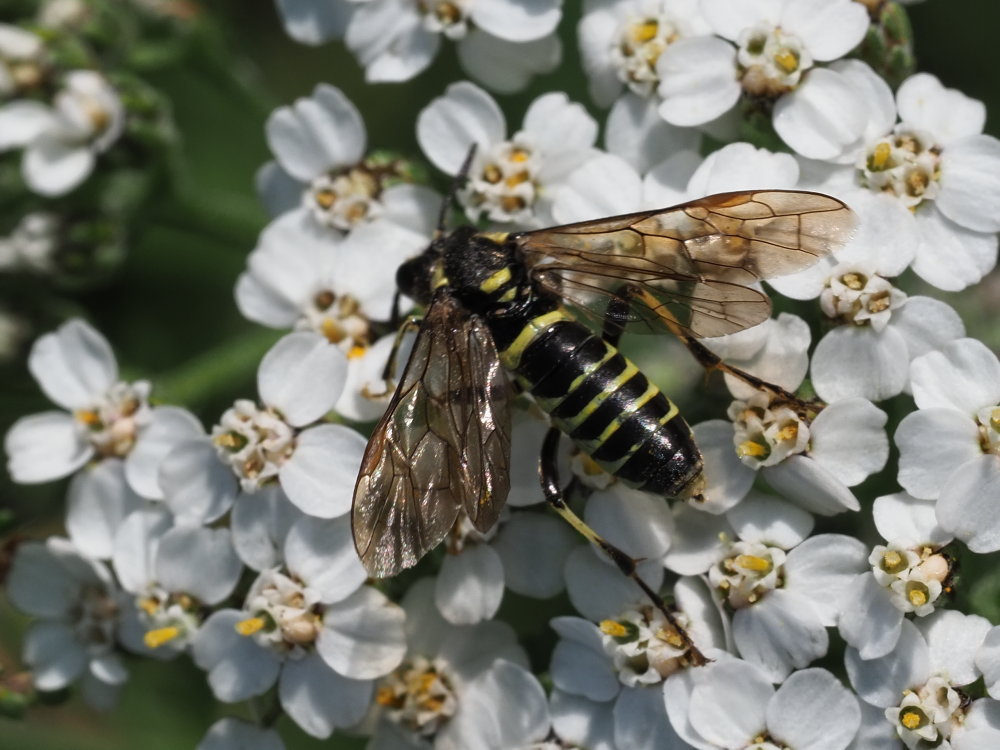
[3,1,1000,750]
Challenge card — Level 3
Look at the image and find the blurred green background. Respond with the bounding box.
[1,0,999,747]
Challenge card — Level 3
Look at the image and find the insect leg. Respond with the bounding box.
[362,314,423,399]
[622,285,806,406]
[538,426,707,666]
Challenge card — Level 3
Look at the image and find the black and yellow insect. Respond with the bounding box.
[352,189,852,651]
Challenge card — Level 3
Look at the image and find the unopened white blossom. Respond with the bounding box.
[0,23,46,97]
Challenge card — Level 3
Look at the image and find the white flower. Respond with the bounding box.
[259,83,439,237]
[417,81,599,227]
[4,319,201,498]
[0,70,125,196]
[369,577,545,748]
[6,537,127,710]
[668,492,867,681]
[193,514,404,739]
[801,73,1000,291]
[159,332,367,522]
[896,338,1000,552]
[838,493,954,660]
[656,0,869,154]
[342,0,562,92]
[549,578,726,750]
[197,717,284,750]
[846,612,1000,749]
[113,510,244,658]
[671,660,861,749]
[273,0,355,45]
[0,23,46,98]
[577,0,711,107]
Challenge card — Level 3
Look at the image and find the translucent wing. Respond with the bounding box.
[518,190,854,338]
[352,290,514,578]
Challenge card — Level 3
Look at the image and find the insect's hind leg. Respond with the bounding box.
[538,426,707,666]
[362,313,423,399]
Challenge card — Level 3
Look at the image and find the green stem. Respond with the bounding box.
[154,327,282,410]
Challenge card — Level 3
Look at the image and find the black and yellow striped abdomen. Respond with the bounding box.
[489,305,704,499]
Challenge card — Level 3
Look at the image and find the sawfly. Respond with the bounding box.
[352,177,853,660]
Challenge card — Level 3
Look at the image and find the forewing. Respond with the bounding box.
[351,291,513,578]
[519,190,854,338]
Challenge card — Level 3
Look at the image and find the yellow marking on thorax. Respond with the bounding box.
[431,262,448,290]
[479,266,512,294]
[500,308,574,370]
[480,231,510,243]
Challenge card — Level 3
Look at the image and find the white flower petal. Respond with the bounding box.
[279,424,366,518]
[873,492,951,548]
[897,73,986,142]
[197,717,285,750]
[231,486,302,571]
[605,93,701,175]
[811,326,909,403]
[159,439,238,524]
[0,100,54,149]
[911,338,1000,414]
[23,135,95,196]
[279,652,372,737]
[5,411,91,483]
[125,406,203,500]
[838,572,904,660]
[891,296,965,362]
[919,609,992,686]
[585,486,673,560]
[845,619,928,707]
[692,420,755,514]
[809,398,888,485]
[193,610,282,702]
[781,0,868,61]
[258,333,347,426]
[688,659,770,746]
[767,668,861,749]
[976,627,1000,698]
[912,208,998,291]
[687,142,800,197]
[265,83,365,182]
[524,92,597,158]
[7,542,82,617]
[438,660,549,749]
[727,491,814,549]
[663,504,732,576]
[773,68,866,161]
[936,455,1000,553]
[456,30,560,94]
[762,455,860,514]
[550,617,619,702]
[552,153,642,224]
[66,460,144,560]
[613,685,681,750]
[564,546,663,622]
[29,318,117,410]
[275,0,353,44]
[702,0,781,41]
[550,690,617,750]
[937,135,1000,233]
[156,526,242,605]
[285,514,367,603]
[255,160,304,218]
[112,508,172,594]
[417,81,505,176]
[470,0,560,42]
[657,36,740,127]
[316,587,406,679]
[896,408,981,499]
[493,513,576,598]
[733,589,828,681]
[24,621,87,690]
[435,545,505,625]
[783,533,868,626]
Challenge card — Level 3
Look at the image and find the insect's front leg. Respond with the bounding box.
[538,426,708,666]
[362,314,422,399]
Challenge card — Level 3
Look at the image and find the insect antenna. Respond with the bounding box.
[434,144,478,237]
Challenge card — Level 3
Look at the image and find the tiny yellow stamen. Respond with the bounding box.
[74,409,102,427]
[509,148,530,163]
[869,142,892,170]
[882,550,904,571]
[906,169,930,196]
[314,188,336,209]
[375,685,398,706]
[841,272,865,290]
[735,554,772,573]
[774,423,798,443]
[138,597,159,616]
[656,627,685,649]
[737,440,768,458]
[144,626,181,649]
[213,432,244,451]
[500,195,527,213]
[907,586,929,607]
[504,171,530,188]
[235,616,266,636]
[868,295,890,314]
[900,707,926,730]
[631,20,658,43]
[773,48,799,74]
[990,407,1000,431]
[482,164,502,183]
[600,620,628,638]
[348,344,367,359]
